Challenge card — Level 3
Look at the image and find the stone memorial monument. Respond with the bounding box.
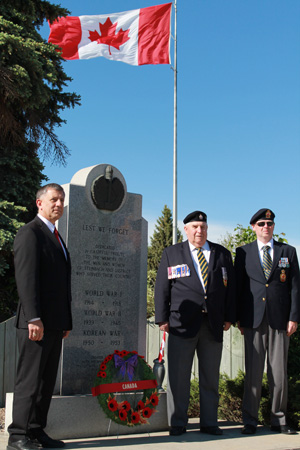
[6,164,168,439]
[57,164,148,395]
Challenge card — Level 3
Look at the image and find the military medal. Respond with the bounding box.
[280,269,286,282]
[168,264,190,279]
[222,267,228,287]
[278,257,289,268]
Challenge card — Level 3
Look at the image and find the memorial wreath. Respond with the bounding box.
[92,350,159,426]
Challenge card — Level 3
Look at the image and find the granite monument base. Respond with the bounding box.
[5,392,168,439]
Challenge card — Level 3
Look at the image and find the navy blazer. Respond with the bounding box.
[235,240,300,329]
[14,216,72,331]
[154,240,236,342]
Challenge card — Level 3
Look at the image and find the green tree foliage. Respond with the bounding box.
[188,371,300,429]
[218,371,270,425]
[0,146,47,322]
[0,201,26,321]
[0,0,80,164]
[220,224,287,260]
[0,145,47,222]
[147,205,183,317]
[0,0,81,321]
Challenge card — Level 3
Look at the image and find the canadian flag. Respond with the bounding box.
[48,3,172,66]
[158,331,166,362]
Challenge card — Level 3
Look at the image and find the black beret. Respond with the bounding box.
[250,208,275,224]
[183,211,207,224]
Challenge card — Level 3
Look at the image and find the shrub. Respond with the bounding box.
[188,371,299,430]
[188,377,200,418]
[218,371,245,422]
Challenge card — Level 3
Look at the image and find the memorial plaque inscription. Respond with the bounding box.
[58,165,147,395]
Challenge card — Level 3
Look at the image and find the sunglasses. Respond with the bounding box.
[256,221,274,227]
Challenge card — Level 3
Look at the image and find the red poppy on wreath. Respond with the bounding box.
[100,363,106,371]
[142,407,153,418]
[97,371,106,378]
[119,400,131,411]
[119,409,127,421]
[131,411,141,424]
[149,393,159,406]
[107,396,118,412]
[137,400,145,411]
[114,350,121,355]
[104,355,113,363]
[120,350,129,357]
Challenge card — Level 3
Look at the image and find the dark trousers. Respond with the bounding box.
[167,316,223,427]
[8,329,63,441]
[243,315,289,427]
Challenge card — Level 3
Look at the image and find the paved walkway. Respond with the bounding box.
[1,420,299,450]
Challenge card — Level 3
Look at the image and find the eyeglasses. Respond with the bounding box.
[256,221,274,227]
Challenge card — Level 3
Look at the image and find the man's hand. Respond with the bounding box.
[237,321,244,335]
[63,330,70,339]
[28,320,44,341]
[223,321,232,331]
[287,321,298,337]
[159,322,169,333]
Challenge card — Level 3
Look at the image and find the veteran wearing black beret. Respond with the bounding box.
[155,211,236,436]
[235,208,300,435]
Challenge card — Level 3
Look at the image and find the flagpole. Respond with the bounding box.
[172,0,178,245]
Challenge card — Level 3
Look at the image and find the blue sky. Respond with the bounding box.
[41,0,300,253]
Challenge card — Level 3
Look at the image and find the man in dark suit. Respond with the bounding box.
[155,211,236,436]
[235,208,300,435]
[7,184,72,450]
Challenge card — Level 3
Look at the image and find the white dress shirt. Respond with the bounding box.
[38,214,67,259]
[257,238,274,267]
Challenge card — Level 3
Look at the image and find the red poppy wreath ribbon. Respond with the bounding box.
[92,379,157,396]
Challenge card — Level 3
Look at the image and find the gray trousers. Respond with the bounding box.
[167,316,223,428]
[243,315,289,427]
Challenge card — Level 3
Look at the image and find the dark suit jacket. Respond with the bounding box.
[13,216,72,331]
[235,240,300,330]
[154,240,236,342]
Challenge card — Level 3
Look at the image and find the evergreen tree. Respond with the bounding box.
[0,0,80,321]
[148,205,183,272]
[0,0,80,163]
[147,205,183,317]
[0,146,47,321]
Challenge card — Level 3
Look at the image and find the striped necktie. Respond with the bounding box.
[262,245,272,279]
[197,248,208,291]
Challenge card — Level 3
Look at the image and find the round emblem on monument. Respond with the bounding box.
[91,165,125,211]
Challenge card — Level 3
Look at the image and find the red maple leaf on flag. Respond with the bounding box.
[88,18,130,55]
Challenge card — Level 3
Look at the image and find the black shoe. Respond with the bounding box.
[200,426,223,436]
[28,430,65,448]
[169,426,186,436]
[270,425,297,435]
[241,424,256,435]
[7,438,41,450]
